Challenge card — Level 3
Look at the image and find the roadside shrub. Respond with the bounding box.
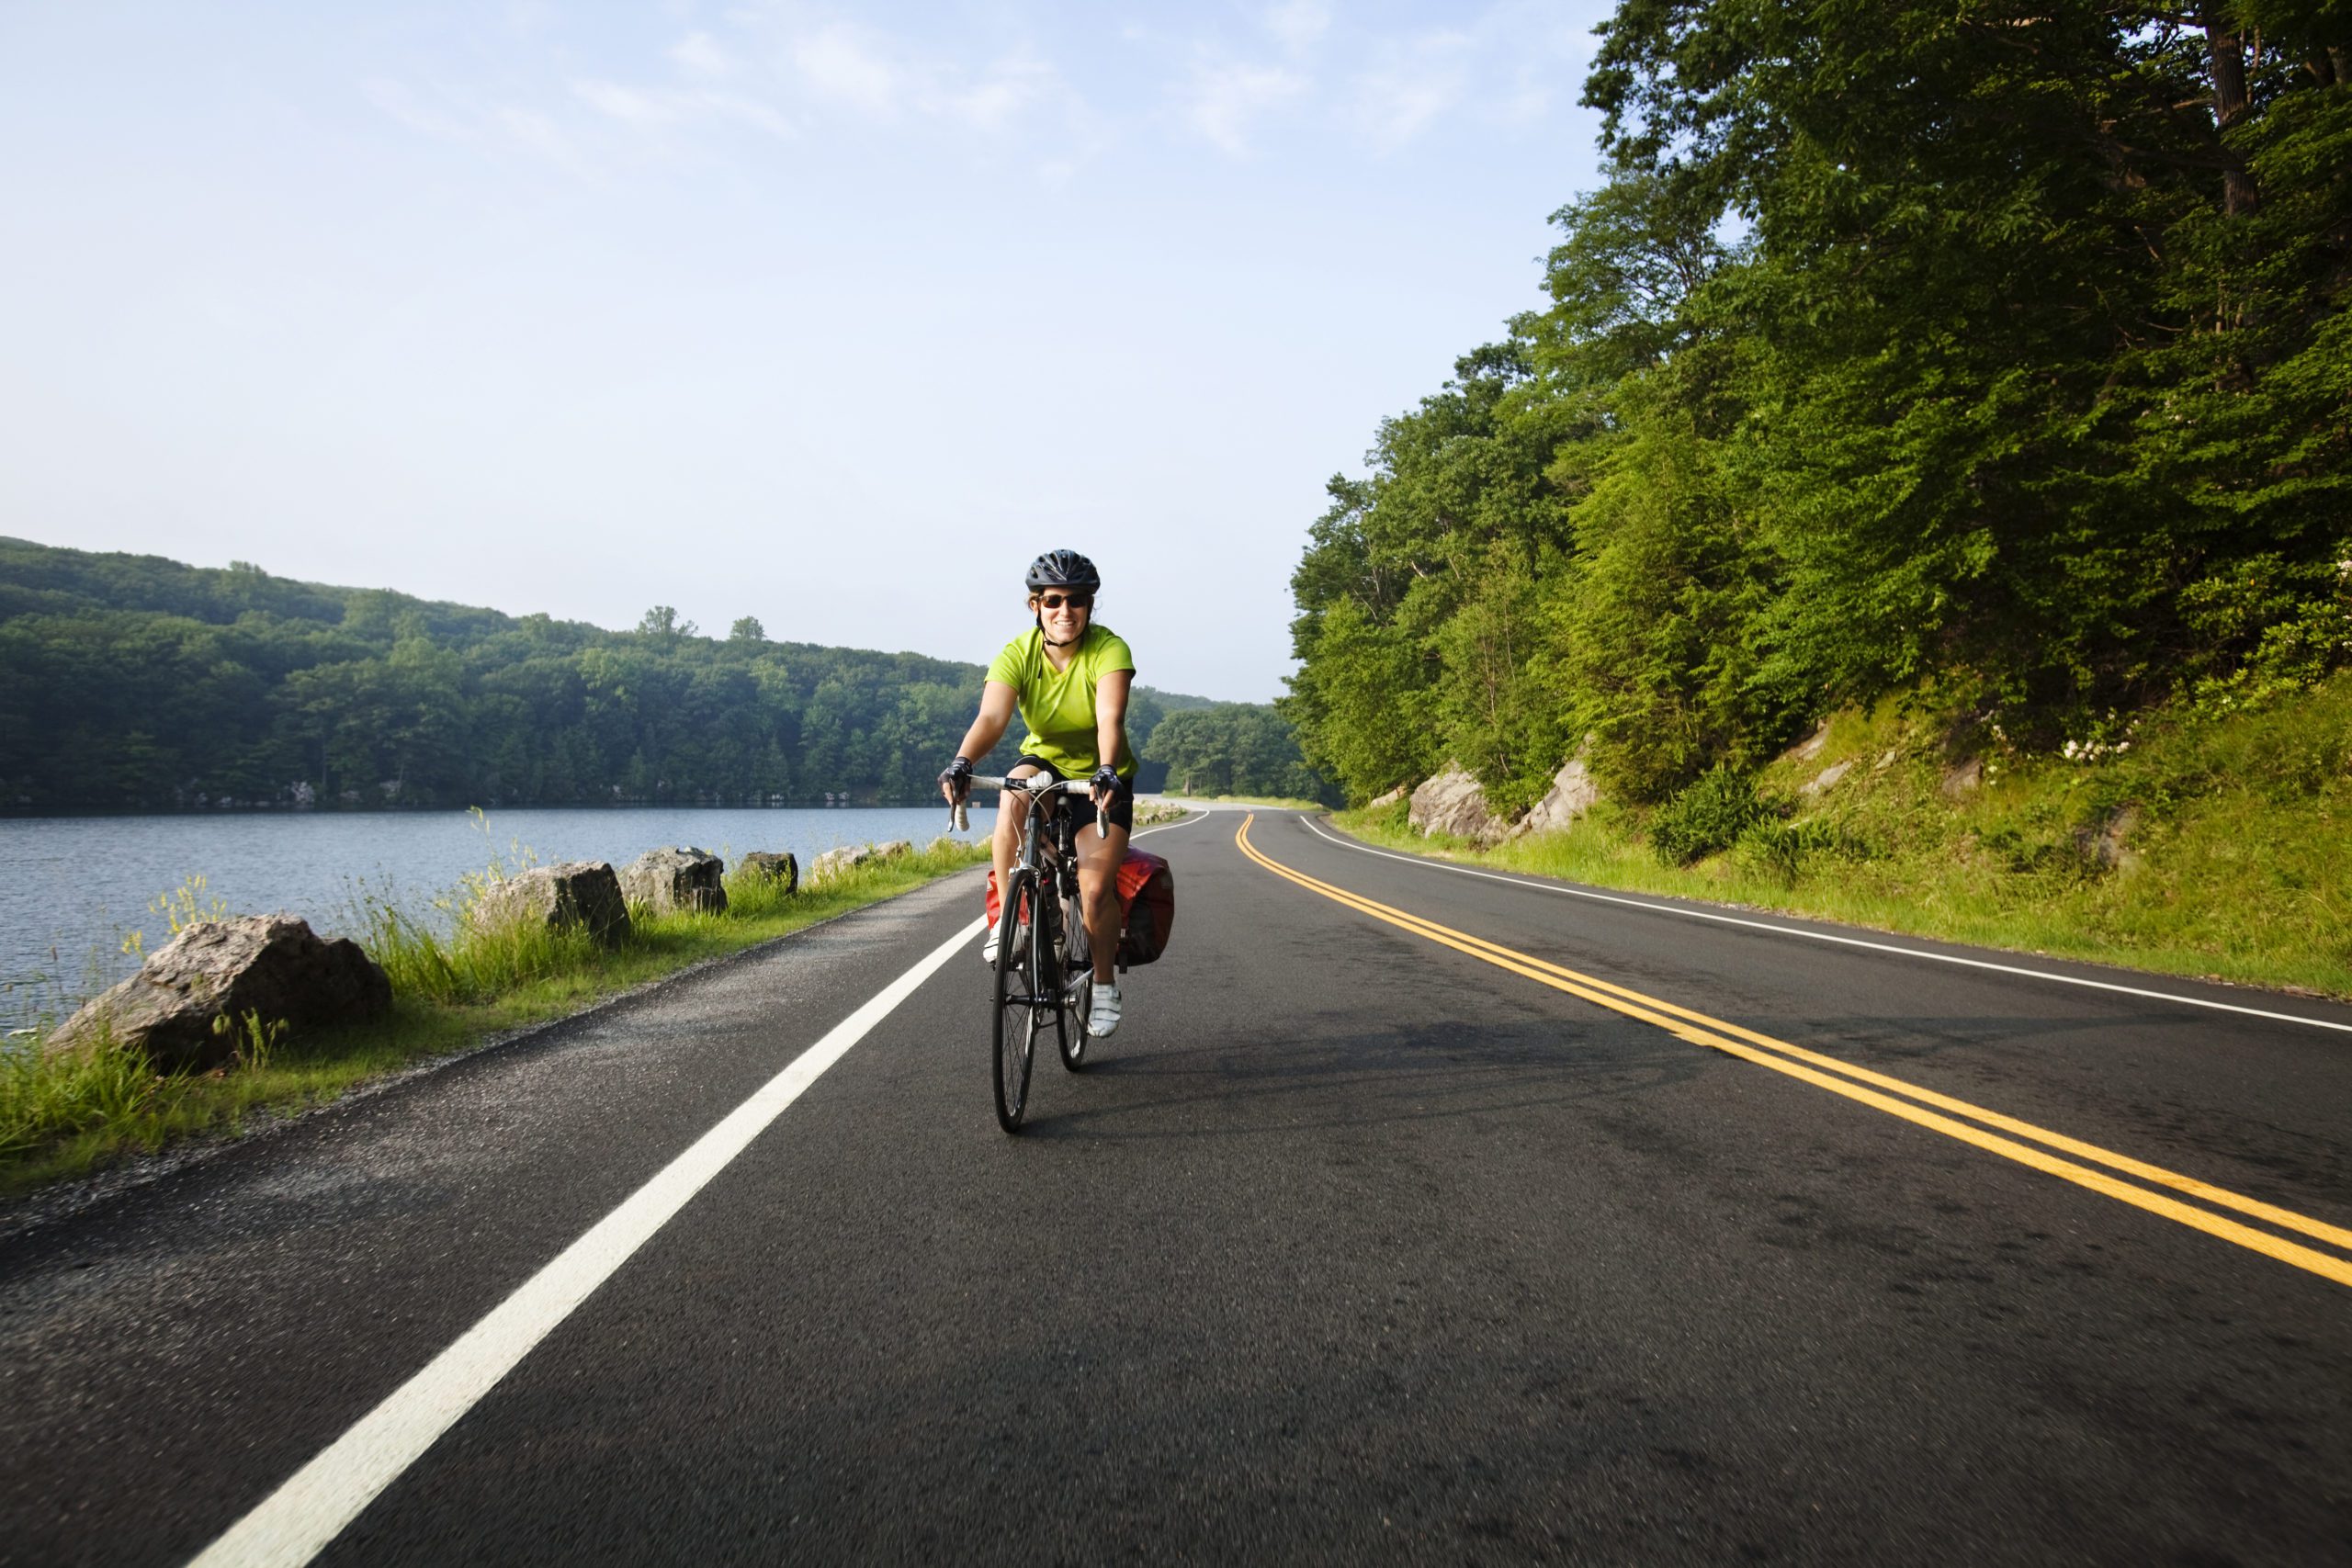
[1649,766,1770,865]
[2,1023,134,1157]
[353,883,602,1007]
[720,861,797,919]
[1734,817,1844,885]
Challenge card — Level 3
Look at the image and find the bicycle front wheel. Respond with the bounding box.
[992,871,1038,1133]
[1058,890,1091,1072]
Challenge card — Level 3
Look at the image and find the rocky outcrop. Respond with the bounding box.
[1512,759,1603,840]
[873,840,914,860]
[475,861,629,944]
[808,844,873,883]
[1366,783,1408,810]
[619,847,728,915]
[739,852,798,895]
[47,916,390,1073]
[1800,760,1853,796]
[1940,759,1984,799]
[2078,807,2143,873]
[1783,722,1832,763]
[1408,765,1508,847]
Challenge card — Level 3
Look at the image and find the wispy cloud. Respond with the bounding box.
[361,78,472,141]
[1347,29,1472,150]
[571,79,678,129]
[360,4,1586,178]
[571,77,795,139]
[777,21,1072,136]
[669,31,733,78]
[790,22,902,116]
[364,76,599,171]
[1263,0,1333,54]
[1181,60,1309,156]
[491,105,588,173]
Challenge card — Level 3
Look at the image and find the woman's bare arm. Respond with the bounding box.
[1093,669,1132,798]
[944,681,1020,799]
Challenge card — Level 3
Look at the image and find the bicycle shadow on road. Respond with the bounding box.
[1006,1008,1717,1144]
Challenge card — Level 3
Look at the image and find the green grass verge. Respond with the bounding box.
[1332,674,2352,1001]
[0,840,989,1198]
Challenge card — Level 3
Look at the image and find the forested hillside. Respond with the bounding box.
[0,538,1214,811]
[1286,2,2352,812]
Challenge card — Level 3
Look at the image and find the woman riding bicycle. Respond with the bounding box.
[939,549,1136,1038]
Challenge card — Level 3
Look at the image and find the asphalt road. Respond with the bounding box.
[4,808,2349,1565]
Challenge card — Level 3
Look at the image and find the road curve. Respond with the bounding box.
[3,808,2348,1565]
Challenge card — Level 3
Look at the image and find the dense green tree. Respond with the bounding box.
[1142,704,1336,804]
[0,537,1213,812]
[1288,0,2352,807]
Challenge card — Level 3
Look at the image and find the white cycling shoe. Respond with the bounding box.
[980,927,1001,966]
[1087,981,1122,1038]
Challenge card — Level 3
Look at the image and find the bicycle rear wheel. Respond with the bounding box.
[991,871,1038,1133]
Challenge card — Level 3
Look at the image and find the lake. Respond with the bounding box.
[0,807,986,1025]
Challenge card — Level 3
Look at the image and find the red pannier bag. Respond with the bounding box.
[982,851,1175,967]
[1114,849,1175,966]
[982,871,1031,931]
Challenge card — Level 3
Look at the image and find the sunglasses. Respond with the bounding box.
[1035,592,1093,610]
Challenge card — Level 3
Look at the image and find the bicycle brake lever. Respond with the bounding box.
[953,799,968,832]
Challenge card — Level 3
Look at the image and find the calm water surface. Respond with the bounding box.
[0,807,984,1021]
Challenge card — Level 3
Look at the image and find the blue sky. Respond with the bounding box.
[0,2,1614,702]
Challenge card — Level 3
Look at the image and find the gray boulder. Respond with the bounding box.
[1366,783,1408,809]
[47,915,390,1073]
[1782,722,1832,763]
[1511,759,1603,840]
[1408,764,1508,847]
[2078,807,2143,873]
[807,844,874,883]
[1799,760,1853,797]
[873,840,914,860]
[620,847,728,915]
[739,852,798,895]
[475,861,629,944]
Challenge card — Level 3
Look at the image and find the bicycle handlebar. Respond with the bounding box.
[951,773,1107,839]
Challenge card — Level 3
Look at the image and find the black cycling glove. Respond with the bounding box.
[1089,764,1123,801]
[940,756,974,800]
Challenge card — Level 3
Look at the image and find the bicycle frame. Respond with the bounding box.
[959,773,1109,1130]
[966,773,1102,960]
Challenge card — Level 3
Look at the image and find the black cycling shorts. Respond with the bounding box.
[1008,762,1135,832]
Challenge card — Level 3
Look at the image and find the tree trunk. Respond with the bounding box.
[2203,6,2259,216]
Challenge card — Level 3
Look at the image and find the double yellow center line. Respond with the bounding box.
[1236,815,2352,1291]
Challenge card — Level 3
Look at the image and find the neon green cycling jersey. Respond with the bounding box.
[986,623,1136,780]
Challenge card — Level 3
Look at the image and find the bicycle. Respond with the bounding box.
[955,773,1106,1133]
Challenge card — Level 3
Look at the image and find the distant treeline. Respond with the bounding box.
[1141,703,1338,804]
[0,538,1323,812]
[1286,3,2352,811]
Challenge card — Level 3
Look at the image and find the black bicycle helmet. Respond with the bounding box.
[1024,549,1101,593]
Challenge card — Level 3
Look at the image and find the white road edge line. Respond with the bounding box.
[1297,815,2352,1037]
[187,914,980,1568]
[191,810,1203,1568]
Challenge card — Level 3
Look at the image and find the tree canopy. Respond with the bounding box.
[1286,0,2352,808]
[0,538,1211,811]
[1140,703,1337,803]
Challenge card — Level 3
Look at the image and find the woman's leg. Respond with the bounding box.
[1074,819,1131,986]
